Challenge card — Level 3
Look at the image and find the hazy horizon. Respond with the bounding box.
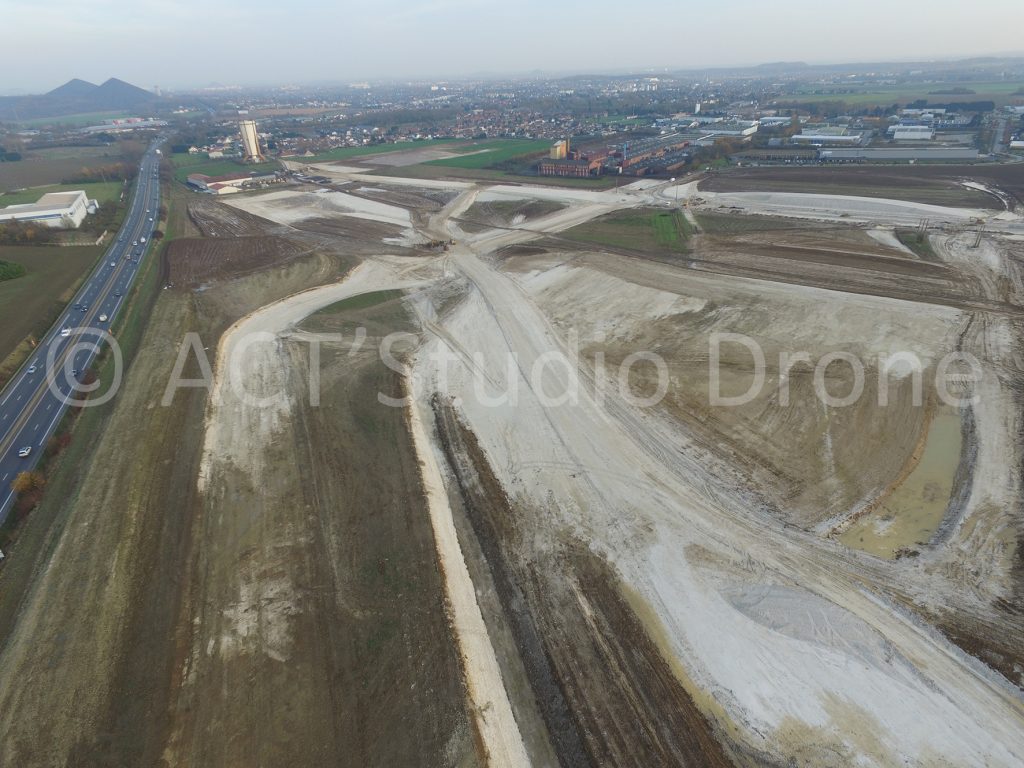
[5,0,1024,92]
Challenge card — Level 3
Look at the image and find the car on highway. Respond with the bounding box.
[114,290,122,297]
[60,328,71,337]
[17,446,32,458]
[109,261,116,267]
[99,314,108,322]
[27,364,36,374]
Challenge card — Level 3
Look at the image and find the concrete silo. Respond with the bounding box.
[239,119,265,162]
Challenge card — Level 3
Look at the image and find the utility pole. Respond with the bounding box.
[971,223,985,249]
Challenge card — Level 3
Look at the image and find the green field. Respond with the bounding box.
[0,181,125,207]
[0,146,130,192]
[896,229,939,261]
[374,160,620,188]
[315,289,404,315]
[0,260,27,281]
[561,209,693,253]
[785,80,1024,107]
[15,146,122,161]
[291,138,546,169]
[14,111,132,128]
[171,153,280,183]
[694,212,810,235]
[424,139,551,169]
[0,245,102,381]
[290,139,458,165]
[295,137,619,187]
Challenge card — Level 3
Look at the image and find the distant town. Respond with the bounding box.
[1,59,1022,197]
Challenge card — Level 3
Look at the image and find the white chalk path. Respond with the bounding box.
[198,258,530,768]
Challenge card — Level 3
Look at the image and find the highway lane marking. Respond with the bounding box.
[0,175,159,459]
[39,395,69,446]
[0,150,161,521]
[0,168,158,410]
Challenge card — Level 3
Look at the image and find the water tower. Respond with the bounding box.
[239,119,265,162]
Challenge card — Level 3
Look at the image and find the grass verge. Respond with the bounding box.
[0,245,105,386]
[424,139,551,169]
[561,208,693,253]
[170,154,280,183]
[314,289,403,315]
[287,139,458,165]
[896,229,939,260]
[0,181,124,207]
[0,181,167,614]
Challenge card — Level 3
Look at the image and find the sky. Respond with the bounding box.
[3,0,1023,92]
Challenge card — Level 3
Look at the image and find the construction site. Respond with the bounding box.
[0,147,1023,767]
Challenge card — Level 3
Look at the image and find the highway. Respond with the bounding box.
[0,140,163,531]
[992,113,1009,155]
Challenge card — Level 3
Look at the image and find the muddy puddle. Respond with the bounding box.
[840,407,962,558]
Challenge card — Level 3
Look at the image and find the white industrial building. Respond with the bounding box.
[758,116,795,128]
[0,190,96,228]
[792,128,863,145]
[889,125,935,141]
[819,147,979,162]
[703,121,760,137]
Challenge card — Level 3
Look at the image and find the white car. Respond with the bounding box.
[99,314,109,322]
[60,328,71,337]
[18,446,32,458]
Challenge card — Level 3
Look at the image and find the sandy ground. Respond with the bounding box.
[367,147,468,166]
[416,181,1022,764]
[423,247,1023,765]
[225,188,430,247]
[866,227,915,254]
[286,160,474,191]
[687,189,1024,235]
[198,257,528,767]
[4,169,1024,766]
[0,209,480,766]
[407,387,531,768]
[206,176,1024,765]
[695,190,997,225]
